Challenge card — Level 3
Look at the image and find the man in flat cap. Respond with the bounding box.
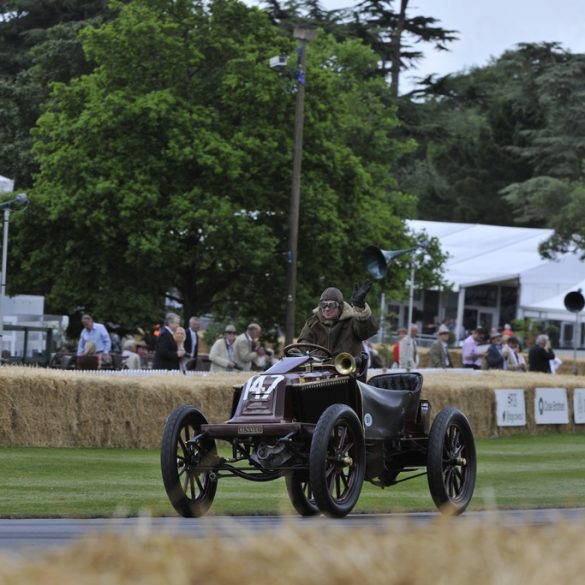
[428,323,453,368]
[209,324,239,372]
[297,283,377,357]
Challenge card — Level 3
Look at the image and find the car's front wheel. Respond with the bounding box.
[160,405,218,518]
[309,404,365,518]
[427,407,476,515]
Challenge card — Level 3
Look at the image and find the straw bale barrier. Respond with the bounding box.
[0,366,584,448]
[1,518,585,584]
[0,367,248,449]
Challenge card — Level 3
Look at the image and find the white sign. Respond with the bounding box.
[534,388,569,424]
[574,388,585,424]
[495,389,526,427]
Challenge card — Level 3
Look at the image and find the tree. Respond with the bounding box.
[498,47,585,256]
[397,43,578,225]
[11,0,428,333]
[0,0,120,187]
[261,0,457,97]
[346,0,458,97]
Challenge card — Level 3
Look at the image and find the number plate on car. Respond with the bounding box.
[238,425,263,435]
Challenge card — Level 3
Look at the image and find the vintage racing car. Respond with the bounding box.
[160,343,476,518]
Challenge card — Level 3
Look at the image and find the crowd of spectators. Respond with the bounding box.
[61,304,563,376]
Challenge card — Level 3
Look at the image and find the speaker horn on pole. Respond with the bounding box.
[362,245,418,280]
[564,289,585,313]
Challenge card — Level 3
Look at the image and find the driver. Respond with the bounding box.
[297,283,378,357]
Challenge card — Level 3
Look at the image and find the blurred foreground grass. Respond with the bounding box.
[0,433,584,517]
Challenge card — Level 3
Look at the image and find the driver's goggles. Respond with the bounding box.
[319,301,339,310]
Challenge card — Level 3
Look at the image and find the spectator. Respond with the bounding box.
[82,340,96,355]
[121,339,142,370]
[362,340,382,368]
[153,312,183,370]
[77,314,111,363]
[428,324,453,368]
[503,323,514,337]
[461,328,485,369]
[485,332,506,369]
[298,283,378,357]
[253,346,278,371]
[77,340,99,370]
[135,340,150,368]
[233,323,264,372]
[109,329,122,353]
[184,316,201,370]
[173,326,188,373]
[399,324,419,371]
[505,336,527,372]
[528,334,556,373]
[209,324,238,372]
[392,328,407,368]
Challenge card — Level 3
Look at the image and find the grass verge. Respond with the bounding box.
[0,433,584,517]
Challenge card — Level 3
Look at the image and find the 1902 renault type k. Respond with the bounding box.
[160,343,476,518]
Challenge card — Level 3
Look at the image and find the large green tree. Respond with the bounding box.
[11,0,427,332]
[397,43,576,225]
[0,0,119,187]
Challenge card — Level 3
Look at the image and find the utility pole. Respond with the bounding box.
[284,26,315,345]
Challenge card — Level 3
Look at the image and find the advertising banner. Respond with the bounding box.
[495,389,526,427]
[534,388,569,424]
[574,388,585,424]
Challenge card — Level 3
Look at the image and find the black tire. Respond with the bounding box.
[427,407,476,515]
[285,471,320,517]
[160,405,218,517]
[309,404,366,518]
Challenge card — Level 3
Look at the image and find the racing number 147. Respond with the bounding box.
[242,375,284,401]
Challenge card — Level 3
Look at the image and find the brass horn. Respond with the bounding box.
[334,352,357,375]
[362,245,418,280]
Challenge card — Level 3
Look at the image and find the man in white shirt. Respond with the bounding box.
[77,314,111,359]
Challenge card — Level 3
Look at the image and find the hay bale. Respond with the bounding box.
[0,368,249,448]
[1,518,585,584]
[1,366,584,447]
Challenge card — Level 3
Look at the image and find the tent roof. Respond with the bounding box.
[520,279,585,319]
[0,175,14,193]
[407,220,561,289]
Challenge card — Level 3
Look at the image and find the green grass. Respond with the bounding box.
[0,433,584,517]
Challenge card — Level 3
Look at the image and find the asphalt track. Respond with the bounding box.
[1,509,585,553]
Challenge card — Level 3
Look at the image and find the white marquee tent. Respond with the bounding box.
[405,220,585,335]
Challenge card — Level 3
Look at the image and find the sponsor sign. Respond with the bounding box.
[534,388,569,424]
[495,389,526,427]
[574,388,585,424]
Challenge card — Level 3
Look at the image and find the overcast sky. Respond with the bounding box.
[320,0,585,92]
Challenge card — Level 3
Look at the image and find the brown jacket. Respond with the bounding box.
[298,302,378,357]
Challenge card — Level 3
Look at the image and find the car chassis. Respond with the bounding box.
[161,343,476,518]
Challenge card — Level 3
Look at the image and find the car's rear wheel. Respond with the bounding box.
[309,404,365,518]
[285,471,320,516]
[427,407,476,515]
[160,405,218,517]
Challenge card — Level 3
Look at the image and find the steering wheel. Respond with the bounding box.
[283,343,333,361]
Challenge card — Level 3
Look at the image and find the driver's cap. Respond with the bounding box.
[319,287,344,304]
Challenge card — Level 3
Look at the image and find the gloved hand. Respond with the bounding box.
[351,281,372,308]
